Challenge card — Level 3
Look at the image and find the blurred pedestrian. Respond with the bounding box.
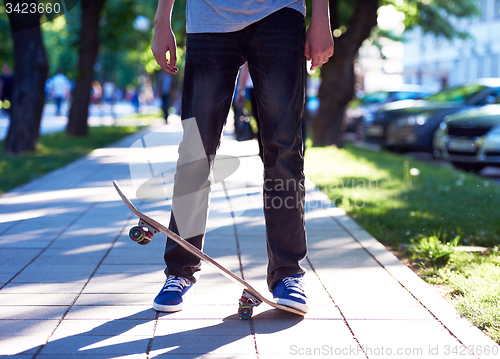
[132,88,140,113]
[91,81,102,104]
[103,81,116,117]
[103,81,115,104]
[159,71,173,122]
[51,70,70,116]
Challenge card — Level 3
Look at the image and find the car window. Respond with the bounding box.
[362,91,389,104]
[474,89,500,105]
[392,92,419,101]
[425,84,487,103]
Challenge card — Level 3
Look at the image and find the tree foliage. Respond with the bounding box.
[395,0,480,40]
[42,14,79,77]
[99,0,155,81]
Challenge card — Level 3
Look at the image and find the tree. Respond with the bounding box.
[311,0,378,147]
[66,0,105,137]
[311,0,480,147]
[4,0,48,154]
[0,4,14,67]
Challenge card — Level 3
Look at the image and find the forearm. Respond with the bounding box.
[152,0,178,73]
[311,0,331,26]
[305,0,334,70]
[154,0,176,26]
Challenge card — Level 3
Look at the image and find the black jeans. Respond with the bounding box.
[164,8,307,292]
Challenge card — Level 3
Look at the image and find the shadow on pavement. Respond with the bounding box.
[16,309,303,357]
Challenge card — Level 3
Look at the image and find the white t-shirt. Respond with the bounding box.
[103,82,116,100]
[186,0,305,34]
[51,73,69,98]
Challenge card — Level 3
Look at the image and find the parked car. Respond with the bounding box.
[433,104,500,172]
[363,79,500,152]
[345,86,431,137]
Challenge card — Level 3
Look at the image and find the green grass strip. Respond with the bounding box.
[0,125,142,195]
[305,143,500,247]
[427,251,500,344]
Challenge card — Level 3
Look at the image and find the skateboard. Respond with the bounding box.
[113,180,306,319]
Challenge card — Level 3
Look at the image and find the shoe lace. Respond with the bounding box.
[283,276,305,294]
[163,275,191,292]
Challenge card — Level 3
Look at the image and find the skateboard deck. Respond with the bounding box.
[113,180,306,319]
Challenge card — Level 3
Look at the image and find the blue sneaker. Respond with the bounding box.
[272,274,309,314]
[153,275,193,312]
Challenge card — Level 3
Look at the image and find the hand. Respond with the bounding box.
[304,12,334,71]
[152,21,178,74]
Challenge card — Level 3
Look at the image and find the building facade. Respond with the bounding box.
[403,0,500,91]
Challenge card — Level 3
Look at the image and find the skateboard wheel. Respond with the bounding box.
[238,304,253,320]
[137,238,150,245]
[129,226,152,245]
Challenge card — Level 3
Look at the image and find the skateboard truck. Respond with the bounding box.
[238,289,262,320]
[129,219,159,245]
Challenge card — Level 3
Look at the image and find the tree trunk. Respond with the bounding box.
[311,0,379,147]
[66,0,105,137]
[4,0,48,154]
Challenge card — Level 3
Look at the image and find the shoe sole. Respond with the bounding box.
[152,285,194,313]
[153,301,183,312]
[274,298,310,314]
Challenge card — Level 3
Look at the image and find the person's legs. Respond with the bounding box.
[163,32,243,284]
[55,97,62,116]
[243,8,307,292]
[161,93,170,121]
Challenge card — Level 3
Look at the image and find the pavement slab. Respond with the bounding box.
[0,119,498,358]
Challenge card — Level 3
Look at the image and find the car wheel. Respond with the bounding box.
[431,146,442,159]
[355,120,365,141]
[451,162,485,173]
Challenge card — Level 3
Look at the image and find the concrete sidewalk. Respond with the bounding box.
[0,117,498,358]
